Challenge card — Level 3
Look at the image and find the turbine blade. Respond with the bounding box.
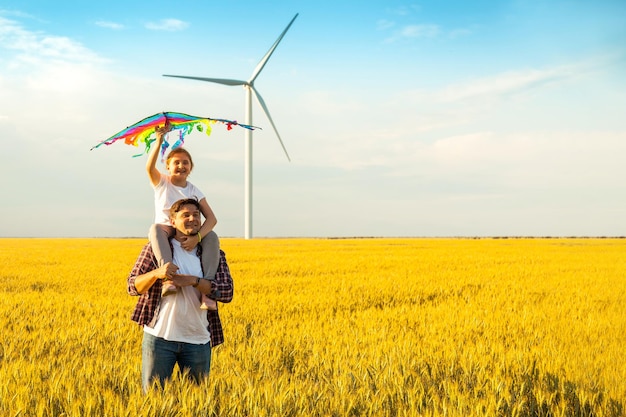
[251,86,291,161]
[163,74,246,86]
[249,13,299,84]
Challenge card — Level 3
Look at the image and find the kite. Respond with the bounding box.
[90,111,259,158]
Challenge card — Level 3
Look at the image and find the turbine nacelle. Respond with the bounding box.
[162,74,290,162]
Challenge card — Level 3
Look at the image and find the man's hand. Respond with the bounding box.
[170,273,200,288]
[157,262,179,281]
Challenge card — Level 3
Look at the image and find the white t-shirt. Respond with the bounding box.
[153,174,205,225]
[144,239,210,344]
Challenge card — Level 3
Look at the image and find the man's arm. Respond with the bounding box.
[133,263,177,295]
[127,243,178,295]
[136,248,233,302]
[211,250,234,303]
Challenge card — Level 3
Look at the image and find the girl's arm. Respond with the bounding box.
[146,124,171,187]
[198,197,217,239]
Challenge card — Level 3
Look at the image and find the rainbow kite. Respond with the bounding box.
[91,112,259,158]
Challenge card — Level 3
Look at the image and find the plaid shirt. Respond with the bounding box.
[127,242,234,347]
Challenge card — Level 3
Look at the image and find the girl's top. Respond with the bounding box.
[153,173,205,225]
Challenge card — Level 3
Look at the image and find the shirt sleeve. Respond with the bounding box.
[127,243,157,296]
[189,181,205,202]
[212,250,234,303]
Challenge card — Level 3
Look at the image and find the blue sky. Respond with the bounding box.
[1,1,625,237]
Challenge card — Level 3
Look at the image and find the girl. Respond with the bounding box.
[146,123,220,310]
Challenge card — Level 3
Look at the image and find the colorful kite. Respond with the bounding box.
[91,112,259,158]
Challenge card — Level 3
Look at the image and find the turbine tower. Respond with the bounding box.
[164,13,298,239]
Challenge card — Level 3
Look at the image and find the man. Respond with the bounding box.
[127,198,234,392]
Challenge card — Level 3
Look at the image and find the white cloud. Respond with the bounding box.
[384,23,440,43]
[0,9,37,20]
[448,27,473,39]
[0,16,104,65]
[401,24,440,38]
[386,5,422,16]
[144,19,189,31]
[95,20,124,30]
[422,130,626,195]
[434,64,587,104]
[433,53,623,106]
[286,54,626,194]
[376,19,395,31]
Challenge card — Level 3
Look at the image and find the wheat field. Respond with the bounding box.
[0,237,624,416]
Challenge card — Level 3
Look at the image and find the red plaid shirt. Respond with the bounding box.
[127,242,234,347]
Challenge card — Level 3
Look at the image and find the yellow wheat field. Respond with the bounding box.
[0,237,624,416]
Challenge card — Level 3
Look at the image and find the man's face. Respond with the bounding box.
[170,204,201,236]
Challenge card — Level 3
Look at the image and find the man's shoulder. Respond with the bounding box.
[137,242,156,261]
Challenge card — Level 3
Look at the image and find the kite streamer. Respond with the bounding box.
[91,112,259,158]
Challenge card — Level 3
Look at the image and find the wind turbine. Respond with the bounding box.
[163,13,298,239]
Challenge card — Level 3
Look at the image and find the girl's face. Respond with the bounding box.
[166,154,192,180]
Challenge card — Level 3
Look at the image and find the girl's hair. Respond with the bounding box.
[165,147,194,171]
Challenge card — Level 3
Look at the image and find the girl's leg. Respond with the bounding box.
[149,224,177,296]
[149,224,175,266]
[201,231,220,279]
[199,231,220,310]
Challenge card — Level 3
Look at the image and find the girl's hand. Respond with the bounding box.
[155,122,172,141]
[180,234,200,251]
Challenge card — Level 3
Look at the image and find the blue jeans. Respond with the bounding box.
[142,332,212,392]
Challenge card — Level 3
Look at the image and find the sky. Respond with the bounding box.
[1,1,625,238]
